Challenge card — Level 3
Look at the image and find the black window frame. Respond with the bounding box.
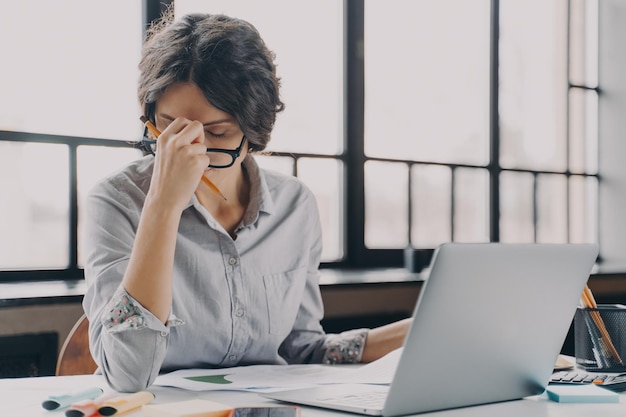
[0,0,599,282]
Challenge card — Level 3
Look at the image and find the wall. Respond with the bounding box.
[0,303,84,360]
[599,0,626,271]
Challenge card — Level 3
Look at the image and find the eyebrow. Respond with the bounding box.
[158,113,235,127]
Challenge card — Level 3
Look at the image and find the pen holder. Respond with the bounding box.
[574,305,626,372]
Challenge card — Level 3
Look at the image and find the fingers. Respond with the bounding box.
[147,118,210,212]
[160,118,205,147]
[158,118,210,166]
[152,118,210,174]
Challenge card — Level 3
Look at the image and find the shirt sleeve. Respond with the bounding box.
[322,328,369,364]
[82,176,181,392]
[102,285,183,333]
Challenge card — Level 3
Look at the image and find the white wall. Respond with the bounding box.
[599,0,626,271]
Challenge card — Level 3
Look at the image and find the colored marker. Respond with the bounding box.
[98,391,155,416]
[65,393,117,417]
[41,387,103,411]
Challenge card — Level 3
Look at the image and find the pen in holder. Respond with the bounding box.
[574,305,626,372]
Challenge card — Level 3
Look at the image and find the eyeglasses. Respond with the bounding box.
[141,128,247,169]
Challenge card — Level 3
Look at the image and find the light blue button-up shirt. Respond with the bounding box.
[82,154,366,392]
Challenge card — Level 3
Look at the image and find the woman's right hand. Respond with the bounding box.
[147,117,210,213]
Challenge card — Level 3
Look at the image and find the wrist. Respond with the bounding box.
[143,192,186,222]
[141,197,184,230]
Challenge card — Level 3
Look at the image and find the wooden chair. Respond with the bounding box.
[56,314,98,376]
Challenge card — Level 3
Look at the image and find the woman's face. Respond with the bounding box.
[154,82,248,175]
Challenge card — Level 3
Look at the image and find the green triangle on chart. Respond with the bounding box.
[185,374,233,384]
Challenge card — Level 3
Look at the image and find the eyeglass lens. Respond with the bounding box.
[205,151,235,168]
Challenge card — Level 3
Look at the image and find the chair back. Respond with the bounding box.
[56,314,98,376]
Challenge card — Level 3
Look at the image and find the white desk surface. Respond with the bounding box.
[2,374,625,417]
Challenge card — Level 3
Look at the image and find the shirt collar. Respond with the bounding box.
[184,154,275,225]
[241,154,274,226]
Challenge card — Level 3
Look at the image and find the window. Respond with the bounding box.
[0,142,70,269]
[498,0,598,246]
[0,0,600,282]
[364,0,491,250]
[0,1,144,278]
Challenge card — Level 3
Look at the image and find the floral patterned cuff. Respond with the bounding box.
[322,328,369,364]
[102,286,184,334]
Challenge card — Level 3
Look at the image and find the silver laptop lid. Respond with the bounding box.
[383,243,599,416]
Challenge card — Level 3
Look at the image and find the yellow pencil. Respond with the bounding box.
[140,116,228,201]
[581,285,622,364]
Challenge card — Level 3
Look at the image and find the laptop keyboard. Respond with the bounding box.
[318,390,387,408]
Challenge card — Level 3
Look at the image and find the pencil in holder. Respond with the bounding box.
[574,305,626,372]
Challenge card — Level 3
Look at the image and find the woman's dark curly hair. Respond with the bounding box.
[137,10,285,151]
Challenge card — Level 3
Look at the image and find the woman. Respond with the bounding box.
[83,11,409,392]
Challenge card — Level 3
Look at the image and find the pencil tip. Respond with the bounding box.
[140,115,148,124]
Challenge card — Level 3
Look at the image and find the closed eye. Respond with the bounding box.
[205,130,226,139]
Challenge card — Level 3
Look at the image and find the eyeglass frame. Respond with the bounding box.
[141,127,247,169]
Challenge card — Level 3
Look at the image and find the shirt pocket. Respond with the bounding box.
[262,266,308,336]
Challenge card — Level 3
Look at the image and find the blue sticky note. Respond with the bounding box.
[546,384,619,403]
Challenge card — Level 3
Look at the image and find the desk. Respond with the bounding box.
[2,374,625,417]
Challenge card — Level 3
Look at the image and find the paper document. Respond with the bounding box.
[154,364,340,392]
[153,348,402,392]
[339,347,402,384]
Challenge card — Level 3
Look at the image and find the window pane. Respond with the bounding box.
[411,165,451,248]
[500,0,568,171]
[569,89,598,174]
[364,0,490,165]
[500,171,534,243]
[365,162,408,248]
[254,155,295,177]
[0,142,69,269]
[0,1,142,139]
[570,175,598,244]
[569,0,599,87]
[77,146,143,266]
[297,158,343,262]
[454,168,489,242]
[176,0,343,155]
[536,174,567,243]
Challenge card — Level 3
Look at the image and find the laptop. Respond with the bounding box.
[263,243,599,416]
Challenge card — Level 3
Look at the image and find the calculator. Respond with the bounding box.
[550,370,626,392]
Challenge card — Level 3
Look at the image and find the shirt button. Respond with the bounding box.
[235,309,245,317]
[160,331,167,337]
[229,355,237,361]
[228,257,238,265]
